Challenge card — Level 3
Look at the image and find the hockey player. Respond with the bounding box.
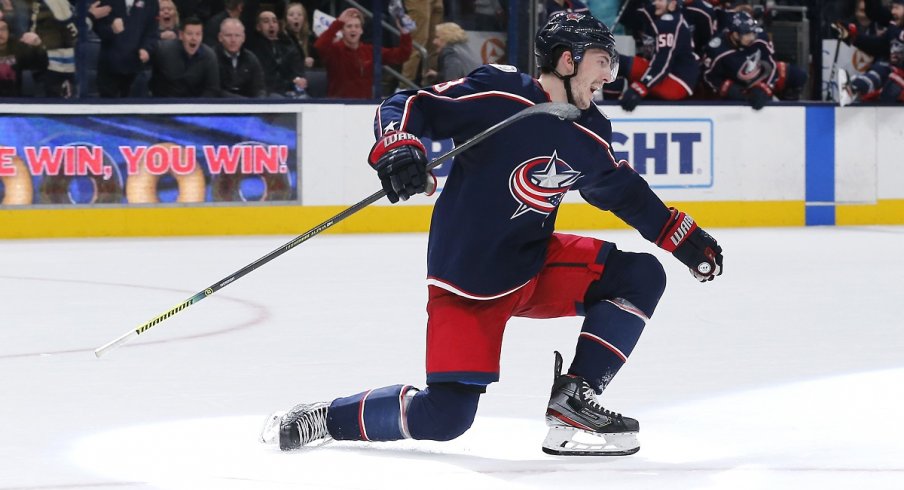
[606,0,699,111]
[261,11,723,456]
[702,11,806,110]
[834,0,904,105]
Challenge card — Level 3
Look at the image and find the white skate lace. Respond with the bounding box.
[581,383,623,419]
[293,405,330,444]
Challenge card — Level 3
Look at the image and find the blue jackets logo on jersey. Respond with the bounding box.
[509,151,581,218]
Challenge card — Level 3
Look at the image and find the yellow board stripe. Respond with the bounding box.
[1,200,902,239]
[836,200,904,226]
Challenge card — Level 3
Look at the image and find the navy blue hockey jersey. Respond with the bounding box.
[635,8,700,90]
[373,65,671,299]
[702,29,777,92]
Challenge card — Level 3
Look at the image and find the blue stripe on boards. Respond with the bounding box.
[805,106,835,226]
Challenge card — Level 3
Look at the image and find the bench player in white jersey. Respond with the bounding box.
[261,11,723,456]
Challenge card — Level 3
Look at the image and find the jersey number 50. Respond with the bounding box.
[657,33,675,48]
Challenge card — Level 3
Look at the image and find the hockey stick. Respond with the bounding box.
[826,37,842,102]
[94,102,581,358]
[613,0,633,28]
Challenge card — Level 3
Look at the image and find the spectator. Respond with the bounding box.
[24,0,78,98]
[246,10,307,97]
[158,0,179,40]
[216,17,264,97]
[150,16,219,96]
[395,0,443,86]
[284,2,315,68]
[424,22,480,84]
[702,11,806,110]
[315,7,412,99]
[0,17,47,96]
[606,0,699,111]
[91,0,159,98]
[204,0,241,46]
[0,0,26,37]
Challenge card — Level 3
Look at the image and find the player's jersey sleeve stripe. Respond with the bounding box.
[427,276,531,300]
[644,17,687,86]
[398,89,537,132]
[571,121,620,168]
[668,73,694,95]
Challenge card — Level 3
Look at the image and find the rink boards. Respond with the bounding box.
[0,101,901,238]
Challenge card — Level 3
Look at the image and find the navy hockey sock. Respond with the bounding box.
[327,384,418,441]
[569,300,647,392]
[326,383,480,442]
[573,250,666,392]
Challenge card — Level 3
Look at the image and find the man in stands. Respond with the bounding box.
[150,16,219,97]
[315,7,412,99]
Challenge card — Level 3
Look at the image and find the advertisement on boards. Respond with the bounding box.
[0,114,297,206]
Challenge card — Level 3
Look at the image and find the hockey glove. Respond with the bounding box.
[719,80,746,100]
[619,82,647,112]
[746,82,772,110]
[368,131,434,203]
[656,208,723,282]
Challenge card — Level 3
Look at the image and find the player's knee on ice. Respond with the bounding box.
[408,383,481,441]
[585,250,666,319]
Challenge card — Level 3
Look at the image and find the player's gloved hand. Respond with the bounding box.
[719,80,745,100]
[619,82,647,112]
[368,131,435,203]
[655,208,723,282]
[831,22,857,45]
[746,82,772,110]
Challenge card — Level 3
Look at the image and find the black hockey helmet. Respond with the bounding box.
[535,11,619,78]
[729,11,757,35]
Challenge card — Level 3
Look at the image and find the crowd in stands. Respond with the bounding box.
[0,0,900,105]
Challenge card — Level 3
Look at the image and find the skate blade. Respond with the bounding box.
[259,411,286,444]
[541,426,639,456]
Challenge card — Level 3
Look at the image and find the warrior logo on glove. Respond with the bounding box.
[656,208,724,282]
[368,131,436,203]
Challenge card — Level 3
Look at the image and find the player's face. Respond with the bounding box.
[573,49,616,110]
[342,18,363,46]
[739,32,756,47]
[652,0,669,16]
[219,22,245,54]
[180,24,203,55]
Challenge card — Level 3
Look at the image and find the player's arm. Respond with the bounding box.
[369,65,511,203]
[702,42,742,99]
[638,17,688,89]
[744,34,777,110]
[581,158,723,282]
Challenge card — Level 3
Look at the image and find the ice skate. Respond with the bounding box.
[260,401,332,451]
[837,69,854,107]
[542,351,640,456]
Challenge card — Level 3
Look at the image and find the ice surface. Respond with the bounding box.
[1,226,903,489]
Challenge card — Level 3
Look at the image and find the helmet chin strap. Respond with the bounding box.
[553,68,578,106]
